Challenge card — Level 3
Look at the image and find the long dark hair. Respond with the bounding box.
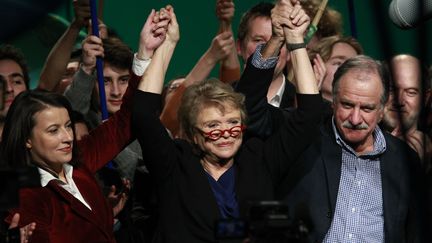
[0,90,80,176]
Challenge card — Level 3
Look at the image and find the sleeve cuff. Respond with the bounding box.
[251,44,279,69]
[132,53,151,76]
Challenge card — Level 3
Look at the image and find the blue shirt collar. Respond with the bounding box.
[331,116,386,157]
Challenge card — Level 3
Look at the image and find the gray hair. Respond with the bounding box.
[332,55,389,106]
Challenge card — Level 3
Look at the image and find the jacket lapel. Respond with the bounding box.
[47,181,98,223]
[47,173,111,239]
[320,124,343,217]
[379,138,402,241]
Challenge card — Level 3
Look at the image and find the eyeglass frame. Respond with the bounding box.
[195,125,246,141]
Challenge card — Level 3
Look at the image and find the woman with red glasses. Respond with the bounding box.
[132,2,321,242]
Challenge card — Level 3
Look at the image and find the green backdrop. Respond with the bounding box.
[5,0,432,88]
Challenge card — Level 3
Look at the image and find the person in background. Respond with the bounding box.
[308,35,363,118]
[382,54,432,169]
[37,0,91,93]
[216,0,242,84]
[0,44,30,117]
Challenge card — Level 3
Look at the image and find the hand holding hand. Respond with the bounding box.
[281,1,310,43]
[164,5,180,44]
[138,7,171,60]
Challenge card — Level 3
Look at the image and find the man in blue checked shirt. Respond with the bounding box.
[277,55,429,243]
[235,1,429,242]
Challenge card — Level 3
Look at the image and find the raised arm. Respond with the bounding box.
[235,0,320,140]
[280,0,318,95]
[217,0,241,83]
[75,8,172,173]
[159,14,235,137]
[134,7,171,75]
[38,0,90,92]
[264,0,322,182]
[63,34,102,114]
[132,6,181,179]
[233,0,287,138]
[138,6,179,94]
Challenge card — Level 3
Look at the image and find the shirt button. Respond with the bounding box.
[348,233,353,239]
[352,207,356,213]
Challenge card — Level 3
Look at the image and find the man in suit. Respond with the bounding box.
[277,55,429,242]
[235,1,429,240]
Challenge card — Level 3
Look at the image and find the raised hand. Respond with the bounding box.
[81,35,104,74]
[216,0,235,23]
[164,5,180,44]
[206,31,235,63]
[137,8,171,60]
[271,2,291,41]
[280,1,311,43]
[72,0,91,29]
[87,19,108,39]
[312,53,326,89]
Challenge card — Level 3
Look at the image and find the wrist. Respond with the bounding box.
[270,35,285,45]
[285,35,304,44]
[70,20,85,31]
[137,48,153,60]
[203,51,218,66]
[286,42,306,52]
[81,63,94,75]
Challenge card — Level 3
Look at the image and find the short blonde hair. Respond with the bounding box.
[178,78,247,142]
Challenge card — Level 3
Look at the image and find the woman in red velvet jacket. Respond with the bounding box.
[1,72,139,243]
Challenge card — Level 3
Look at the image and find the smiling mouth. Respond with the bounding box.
[59,146,72,153]
[216,142,234,147]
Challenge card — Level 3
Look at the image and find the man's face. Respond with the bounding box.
[321,43,358,101]
[333,69,384,153]
[0,59,27,116]
[388,58,422,131]
[96,63,130,114]
[237,16,287,78]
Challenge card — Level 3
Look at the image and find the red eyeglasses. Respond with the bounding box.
[197,125,246,140]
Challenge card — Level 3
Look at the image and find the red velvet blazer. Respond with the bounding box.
[6,72,140,243]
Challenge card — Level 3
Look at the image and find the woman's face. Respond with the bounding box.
[194,104,243,163]
[26,107,74,172]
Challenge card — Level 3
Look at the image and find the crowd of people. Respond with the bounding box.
[0,0,431,242]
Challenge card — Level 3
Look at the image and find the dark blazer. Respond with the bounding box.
[132,89,322,243]
[278,119,429,243]
[235,55,429,242]
[6,72,141,243]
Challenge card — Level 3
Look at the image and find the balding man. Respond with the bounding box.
[382,54,432,168]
